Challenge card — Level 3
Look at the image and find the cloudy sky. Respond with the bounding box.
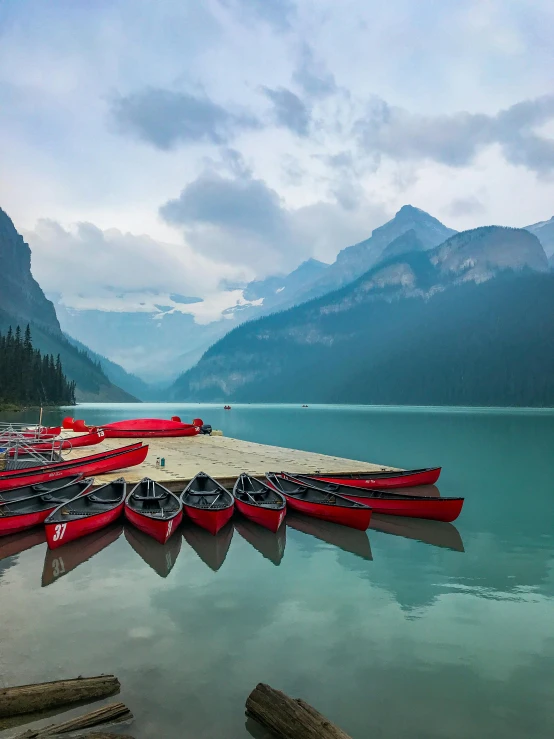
[1,0,553,319]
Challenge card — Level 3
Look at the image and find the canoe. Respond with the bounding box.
[182,520,234,571]
[370,513,465,552]
[232,474,286,533]
[125,478,183,544]
[6,429,105,453]
[21,426,61,439]
[44,478,127,549]
[310,467,442,489]
[0,443,148,491]
[286,511,373,561]
[0,478,93,536]
[265,473,372,531]
[0,475,83,505]
[102,418,200,438]
[182,473,234,535]
[42,523,123,587]
[125,524,182,578]
[289,473,464,522]
[234,518,286,566]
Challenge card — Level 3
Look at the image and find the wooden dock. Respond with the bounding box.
[62,432,396,492]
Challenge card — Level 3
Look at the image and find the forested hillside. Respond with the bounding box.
[0,325,75,407]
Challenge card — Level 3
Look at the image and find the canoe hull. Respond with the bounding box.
[10,430,105,453]
[0,444,148,491]
[102,428,198,438]
[184,503,234,536]
[283,494,372,531]
[337,492,463,522]
[45,501,125,550]
[0,507,55,536]
[234,498,285,533]
[314,467,441,489]
[124,505,183,544]
[102,418,199,438]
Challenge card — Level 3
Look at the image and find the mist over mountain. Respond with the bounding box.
[0,208,137,402]
[169,226,550,406]
[526,215,554,258]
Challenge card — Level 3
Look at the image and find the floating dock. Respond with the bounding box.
[62,432,396,492]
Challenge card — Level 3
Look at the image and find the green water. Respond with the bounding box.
[0,404,553,738]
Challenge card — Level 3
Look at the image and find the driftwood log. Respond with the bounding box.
[0,676,120,718]
[14,701,132,737]
[246,683,352,739]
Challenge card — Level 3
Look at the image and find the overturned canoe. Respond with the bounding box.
[182,472,234,535]
[102,418,201,438]
[125,478,183,544]
[0,478,93,536]
[266,473,372,531]
[0,444,148,492]
[289,473,464,522]
[232,474,286,533]
[45,478,127,549]
[310,467,442,489]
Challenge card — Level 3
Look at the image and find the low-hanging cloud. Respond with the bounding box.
[355,95,554,175]
[110,88,260,150]
[263,86,311,137]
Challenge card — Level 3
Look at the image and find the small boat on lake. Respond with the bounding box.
[286,511,373,561]
[0,478,93,536]
[0,443,148,491]
[289,473,464,522]
[266,473,372,531]
[125,524,182,577]
[125,478,183,544]
[182,472,234,535]
[234,518,286,566]
[0,475,83,505]
[44,478,127,549]
[232,474,286,532]
[310,467,441,489]
[42,523,123,586]
[182,520,234,571]
[101,417,201,438]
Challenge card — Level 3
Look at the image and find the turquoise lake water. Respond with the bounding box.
[0,404,553,738]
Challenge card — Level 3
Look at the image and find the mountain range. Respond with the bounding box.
[169,225,553,406]
[0,208,137,402]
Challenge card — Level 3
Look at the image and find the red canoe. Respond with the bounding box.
[21,426,61,440]
[125,478,183,544]
[287,473,464,522]
[0,478,93,536]
[265,473,372,531]
[0,475,84,505]
[311,467,441,489]
[102,418,201,438]
[182,472,234,535]
[7,429,105,454]
[232,473,286,533]
[0,443,148,491]
[45,478,127,549]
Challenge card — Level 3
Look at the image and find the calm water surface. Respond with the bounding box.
[0,404,553,738]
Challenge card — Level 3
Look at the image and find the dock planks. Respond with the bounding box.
[61,432,396,491]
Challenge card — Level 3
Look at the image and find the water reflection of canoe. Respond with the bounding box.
[0,528,46,560]
[125,524,182,577]
[369,513,465,552]
[182,520,233,571]
[234,518,286,565]
[41,523,123,586]
[286,511,373,561]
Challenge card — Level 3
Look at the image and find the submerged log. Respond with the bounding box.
[14,702,132,737]
[246,683,352,739]
[0,676,120,718]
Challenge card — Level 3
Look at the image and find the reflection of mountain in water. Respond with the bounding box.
[370,514,464,552]
[287,512,372,561]
[234,518,286,565]
[182,520,233,572]
[42,524,123,587]
[125,525,182,578]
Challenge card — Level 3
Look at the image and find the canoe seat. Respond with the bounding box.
[31,484,53,493]
[40,495,70,504]
[88,494,122,504]
[131,492,168,501]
